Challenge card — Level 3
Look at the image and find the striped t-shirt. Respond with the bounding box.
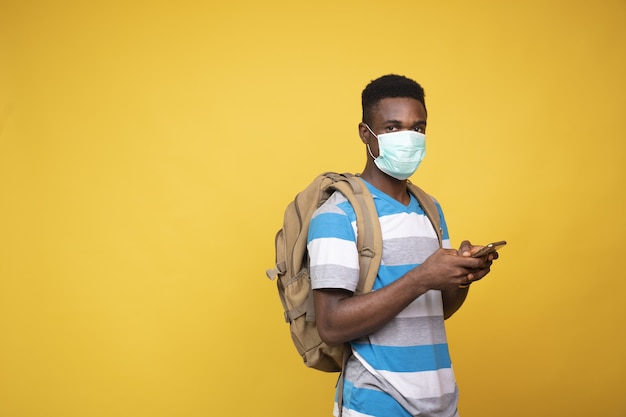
[307,179,459,417]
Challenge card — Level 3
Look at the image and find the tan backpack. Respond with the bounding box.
[266,172,442,372]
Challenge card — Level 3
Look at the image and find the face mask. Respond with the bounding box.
[365,125,426,180]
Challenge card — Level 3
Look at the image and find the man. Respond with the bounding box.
[307,74,499,417]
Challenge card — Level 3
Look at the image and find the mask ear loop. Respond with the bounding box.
[364,124,379,160]
[367,144,377,160]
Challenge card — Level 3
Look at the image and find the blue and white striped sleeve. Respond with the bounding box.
[307,193,360,292]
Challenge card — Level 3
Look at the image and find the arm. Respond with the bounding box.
[314,247,492,346]
[441,241,499,319]
[441,287,469,320]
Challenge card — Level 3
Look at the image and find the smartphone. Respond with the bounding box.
[471,240,507,257]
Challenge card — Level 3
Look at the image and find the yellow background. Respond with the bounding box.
[1,1,625,416]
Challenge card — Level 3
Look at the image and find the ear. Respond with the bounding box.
[358,122,371,144]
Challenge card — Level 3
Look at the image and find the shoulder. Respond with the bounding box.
[308,190,358,243]
[313,190,356,219]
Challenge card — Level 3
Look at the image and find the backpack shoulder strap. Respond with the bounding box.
[330,174,382,417]
[407,182,443,247]
[328,174,382,295]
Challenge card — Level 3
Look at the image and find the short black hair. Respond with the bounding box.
[361,74,426,124]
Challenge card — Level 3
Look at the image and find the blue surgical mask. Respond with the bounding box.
[365,125,426,180]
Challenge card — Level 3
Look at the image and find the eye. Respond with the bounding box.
[385,126,398,132]
[414,125,426,133]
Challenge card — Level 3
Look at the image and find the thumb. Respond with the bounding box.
[458,240,473,257]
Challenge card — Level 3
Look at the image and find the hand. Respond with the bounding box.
[458,240,498,286]
[414,246,491,292]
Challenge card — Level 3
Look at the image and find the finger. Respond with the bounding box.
[473,264,492,281]
[458,240,472,257]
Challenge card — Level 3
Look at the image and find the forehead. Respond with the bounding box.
[371,97,427,123]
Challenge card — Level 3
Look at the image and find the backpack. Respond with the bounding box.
[266,172,443,373]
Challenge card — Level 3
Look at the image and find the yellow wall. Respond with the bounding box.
[1,1,625,416]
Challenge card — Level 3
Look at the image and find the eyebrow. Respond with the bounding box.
[382,119,427,126]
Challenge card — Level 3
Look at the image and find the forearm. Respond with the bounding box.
[441,287,469,319]
[314,271,429,346]
[314,248,486,343]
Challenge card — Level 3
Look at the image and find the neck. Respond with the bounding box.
[360,164,410,205]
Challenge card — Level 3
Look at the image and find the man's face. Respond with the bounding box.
[362,97,427,157]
